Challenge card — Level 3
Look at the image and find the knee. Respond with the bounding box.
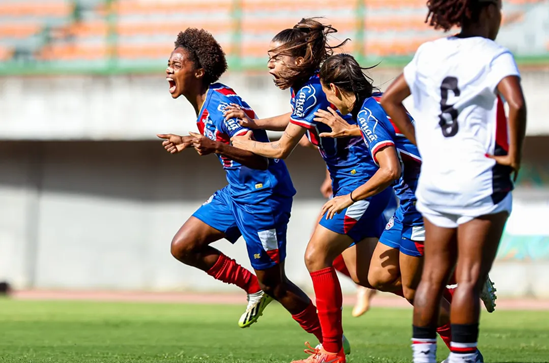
[402,285,416,304]
[368,266,399,292]
[304,245,330,272]
[170,232,200,264]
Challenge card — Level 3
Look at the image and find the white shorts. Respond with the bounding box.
[417,193,512,229]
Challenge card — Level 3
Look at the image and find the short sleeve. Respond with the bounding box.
[486,49,520,92]
[357,107,395,165]
[403,43,424,91]
[289,85,321,130]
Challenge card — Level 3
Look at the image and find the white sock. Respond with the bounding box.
[411,338,437,363]
[448,342,478,363]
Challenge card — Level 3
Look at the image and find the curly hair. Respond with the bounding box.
[425,0,498,32]
[174,28,227,85]
[320,54,376,119]
[270,18,348,89]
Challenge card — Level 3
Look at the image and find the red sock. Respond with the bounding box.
[443,286,455,303]
[206,254,261,294]
[292,302,323,343]
[311,267,343,354]
[437,323,452,349]
[332,255,351,278]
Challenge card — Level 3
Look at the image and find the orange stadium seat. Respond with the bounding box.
[38,43,109,61]
[241,0,358,12]
[0,2,72,17]
[364,0,425,10]
[97,0,233,16]
[0,45,14,61]
[0,23,42,38]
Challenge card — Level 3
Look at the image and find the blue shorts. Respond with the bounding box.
[320,185,394,243]
[379,216,425,257]
[192,186,291,270]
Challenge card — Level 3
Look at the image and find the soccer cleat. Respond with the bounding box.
[480,275,497,313]
[291,342,346,363]
[441,349,484,363]
[314,335,351,356]
[238,290,273,328]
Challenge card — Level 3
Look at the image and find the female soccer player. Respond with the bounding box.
[313,53,457,349]
[228,18,393,363]
[158,28,325,342]
[381,1,527,362]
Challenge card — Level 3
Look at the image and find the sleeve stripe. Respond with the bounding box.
[233,129,250,137]
[371,141,395,163]
[290,117,314,129]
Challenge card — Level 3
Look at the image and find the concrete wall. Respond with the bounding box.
[1,68,549,141]
[0,139,548,297]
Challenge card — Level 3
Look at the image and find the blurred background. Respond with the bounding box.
[0,0,548,298]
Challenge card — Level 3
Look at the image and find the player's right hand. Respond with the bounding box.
[223,104,259,129]
[157,133,192,154]
[486,153,521,182]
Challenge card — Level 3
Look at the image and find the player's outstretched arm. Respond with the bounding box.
[231,122,306,159]
[157,133,194,153]
[314,108,361,138]
[224,105,291,131]
[380,74,416,145]
[487,76,527,181]
[321,145,401,219]
[189,132,268,170]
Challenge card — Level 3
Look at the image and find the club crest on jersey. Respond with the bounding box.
[294,86,316,118]
[385,216,395,230]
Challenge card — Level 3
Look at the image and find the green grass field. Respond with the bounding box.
[0,299,547,363]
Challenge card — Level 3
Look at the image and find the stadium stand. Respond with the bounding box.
[0,0,546,69]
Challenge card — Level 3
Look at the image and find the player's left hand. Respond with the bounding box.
[189,132,218,156]
[314,107,354,138]
[321,194,354,220]
[231,131,253,151]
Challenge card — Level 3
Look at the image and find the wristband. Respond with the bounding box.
[350,190,357,203]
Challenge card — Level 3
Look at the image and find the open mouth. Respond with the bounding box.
[167,78,176,94]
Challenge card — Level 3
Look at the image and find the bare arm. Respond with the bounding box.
[223,104,291,131]
[231,122,306,159]
[490,76,527,180]
[189,131,268,170]
[381,74,416,145]
[321,146,401,219]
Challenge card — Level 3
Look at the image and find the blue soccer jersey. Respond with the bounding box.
[289,74,378,194]
[357,93,423,226]
[197,83,296,201]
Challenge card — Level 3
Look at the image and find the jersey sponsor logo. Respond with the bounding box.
[224,117,241,133]
[358,109,377,143]
[294,85,317,118]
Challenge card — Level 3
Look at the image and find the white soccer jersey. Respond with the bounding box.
[403,36,520,216]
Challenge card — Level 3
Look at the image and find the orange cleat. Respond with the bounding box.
[291,342,346,363]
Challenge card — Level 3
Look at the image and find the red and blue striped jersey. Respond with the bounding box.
[197,83,295,201]
[289,74,378,194]
[357,94,422,225]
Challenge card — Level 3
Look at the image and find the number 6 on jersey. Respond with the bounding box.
[439,76,460,137]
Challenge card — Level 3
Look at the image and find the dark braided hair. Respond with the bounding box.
[319,54,377,119]
[174,28,227,85]
[426,0,498,32]
[270,18,348,89]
